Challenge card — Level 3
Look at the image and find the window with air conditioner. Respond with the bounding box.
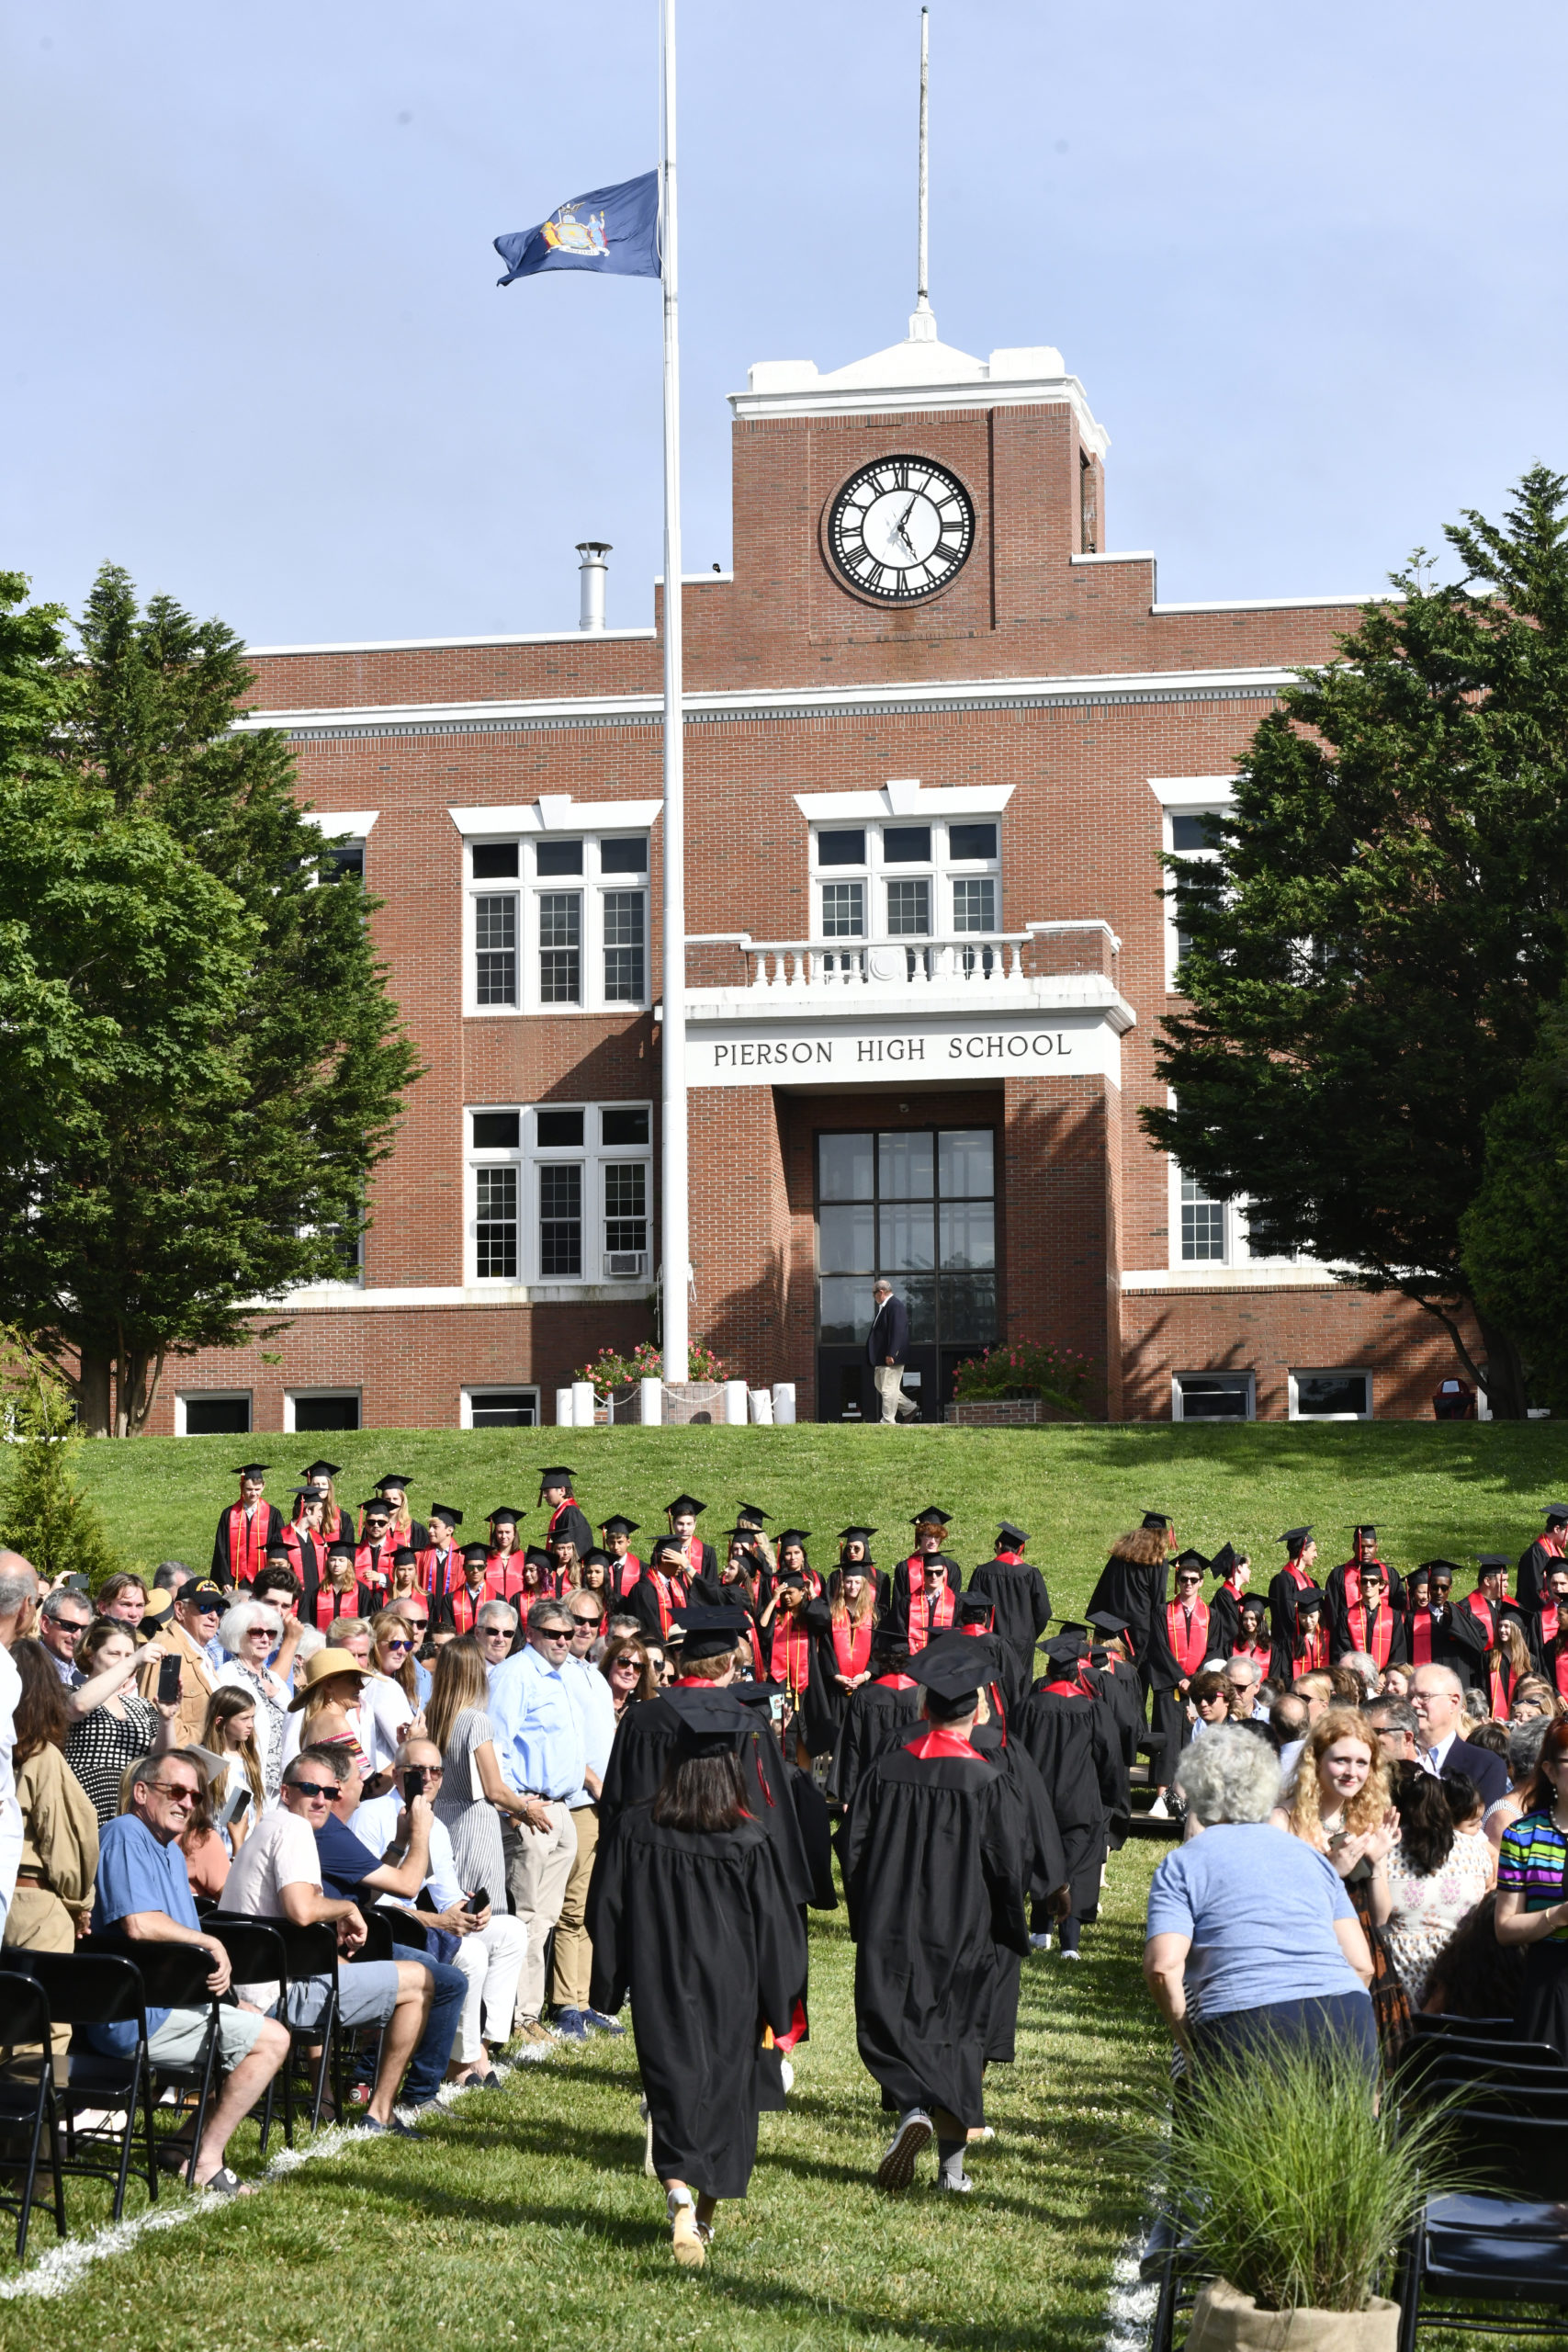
[467,1102,651,1285]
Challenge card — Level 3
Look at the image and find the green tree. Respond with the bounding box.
[0,1337,120,1585]
[1144,467,1568,1418]
[0,565,421,1432]
[1460,990,1568,1408]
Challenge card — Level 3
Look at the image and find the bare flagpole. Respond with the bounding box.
[659,0,690,1384]
[912,7,933,336]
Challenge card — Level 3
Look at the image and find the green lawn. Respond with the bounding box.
[56,1419,1568,1612]
[0,1844,1165,2349]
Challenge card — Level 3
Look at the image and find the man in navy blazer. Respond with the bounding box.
[866,1279,918,1425]
[1409,1664,1510,1809]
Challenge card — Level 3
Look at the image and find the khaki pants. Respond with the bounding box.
[549,1804,600,2011]
[6,1884,78,2073]
[502,1802,577,2025]
[874,1362,917,1423]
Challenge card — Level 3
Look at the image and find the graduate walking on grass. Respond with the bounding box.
[838,1634,1031,2197]
[586,1692,807,2270]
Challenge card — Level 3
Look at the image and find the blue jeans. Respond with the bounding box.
[392,1944,467,2105]
[1190,1990,1377,2072]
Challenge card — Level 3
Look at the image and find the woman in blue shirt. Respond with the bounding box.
[1144,1725,1376,2068]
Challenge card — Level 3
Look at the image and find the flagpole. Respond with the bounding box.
[659,0,690,1385]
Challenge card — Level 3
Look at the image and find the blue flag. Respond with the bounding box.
[495,171,660,287]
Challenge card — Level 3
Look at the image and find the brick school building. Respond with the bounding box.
[158,314,1473,1436]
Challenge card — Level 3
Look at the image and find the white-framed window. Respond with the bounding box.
[467,1102,653,1284]
[1164,806,1224,991]
[175,1390,253,1437]
[810,819,1000,944]
[285,1388,362,1433]
[1179,1172,1227,1263]
[1289,1368,1372,1422]
[461,1385,541,1429]
[466,831,649,1015]
[1172,1371,1255,1423]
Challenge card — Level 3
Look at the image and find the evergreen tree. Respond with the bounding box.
[1145,468,1568,1417]
[0,565,421,1432]
[1460,990,1568,1408]
[0,1340,120,1586]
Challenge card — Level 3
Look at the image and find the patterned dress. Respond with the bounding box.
[1383,1832,1496,2005]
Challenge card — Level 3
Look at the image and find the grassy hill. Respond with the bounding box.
[52,1419,1568,1608]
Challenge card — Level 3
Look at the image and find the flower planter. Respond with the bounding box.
[1187,2281,1399,2351]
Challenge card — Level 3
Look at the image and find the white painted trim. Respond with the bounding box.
[1070,550,1156,565]
[1171,1369,1257,1424]
[728,365,1110,458]
[238,664,1295,740]
[652,571,733,585]
[460,1385,543,1430]
[247,628,655,656]
[1122,1265,1340,1290]
[301,809,379,838]
[282,1385,362,1434]
[446,798,663,837]
[1148,775,1238,808]
[1152,593,1382,615]
[278,1282,650,1307]
[173,1388,253,1437]
[795,781,1015,820]
[1288,1366,1374,1421]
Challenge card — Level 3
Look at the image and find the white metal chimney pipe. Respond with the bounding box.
[576,541,611,630]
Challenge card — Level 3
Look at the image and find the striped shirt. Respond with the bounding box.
[1497,1809,1568,1940]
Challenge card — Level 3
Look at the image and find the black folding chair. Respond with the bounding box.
[0,1968,65,2262]
[1408,2015,1519,2042]
[200,1917,291,2154]
[7,1949,157,2219]
[1394,2104,1568,2345]
[88,1941,223,2190]
[205,1914,346,2148]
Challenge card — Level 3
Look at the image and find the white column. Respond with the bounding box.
[571,1380,596,1428]
[722,1378,749,1427]
[638,1374,663,1426]
[554,1386,576,1428]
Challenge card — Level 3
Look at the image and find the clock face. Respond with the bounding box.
[827,458,975,603]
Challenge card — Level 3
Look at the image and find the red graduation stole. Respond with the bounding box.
[1166,1598,1210,1678]
[419,1547,459,1600]
[1041,1679,1092,1702]
[1410,1610,1436,1668]
[770,1617,812,1692]
[1285,1559,1312,1589]
[1542,1603,1562,1646]
[1294,1623,1329,1673]
[1346,1600,1394,1668]
[1461,1594,1511,1718]
[307,1581,364,1633]
[356,1537,392,1592]
[906,1586,955,1656]
[614,1555,643,1598]
[830,1614,875,1679]
[874,1671,918,1690]
[226,1503,268,1587]
[1232,1639,1269,1670]
[547,1497,579,1539]
[676,1534,705,1583]
[995,1549,1023,1565]
[282,1526,324,1586]
[646,1568,689,1638]
[1548,1632,1568,1702]
[904,1727,983,1761]
[447,1584,488,1635]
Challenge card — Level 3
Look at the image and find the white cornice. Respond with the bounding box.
[729,336,1110,458]
[1121,1265,1340,1291]
[1147,775,1238,808]
[795,780,1015,820]
[246,627,656,656]
[1151,594,1378,616]
[446,797,663,836]
[236,662,1296,743]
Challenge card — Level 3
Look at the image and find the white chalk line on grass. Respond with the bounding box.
[1100,2221,1159,2352]
[0,2053,540,2303]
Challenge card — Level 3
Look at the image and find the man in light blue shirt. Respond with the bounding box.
[549,1589,623,2039]
[487,1597,584,2044]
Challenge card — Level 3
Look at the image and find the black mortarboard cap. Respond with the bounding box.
[376,1473,415,1491]
[1359,1555,1387,1578]
[997,1521,1030,1547]
[1209,1543,1241,1579]
[1043,1630,1089,1668]
[392,1546,417,1568]
[1478,1555,1510,1569]
[1278,1526,1313,1545]
[775,1569,807,1591]
[525,1545,551,1570]
[1141,1511,1174,1532]
[264,1541,291,1560]
[537,1467,576,1486]
[1353,1523,1377,1538]
[671,1605,752,1662]
[670,1690,753,1756]
[736,1502,773,1524]
[427,1503,463,1527]
[921,1552,957,1573]
[362,1495,394,1515]
[461,1543,491,1566]
[957,1597,995,1630]
[326,1535,356,1558]
[1293,1583,1325,1613]
[301,1460,343,1481]
[231,1463,271,1478]
[600,1516,639,1538]
[775,1529,810,1550]
[666,1494,705,1519]
[839,1525,877,1543]
[907,1641,987,1702]
[582,1547,613,1570]
[912,1506,953,1527]
[1546,1504,1568,1523]
[1174,1549,1211,1573]
[722,1526,761,1543]
[649,1532,687,1562]
[486,1506,522,1526]
[1087,1606,1133,1635]
[1416,1559,1463,1579]
[291,1487,321,1503]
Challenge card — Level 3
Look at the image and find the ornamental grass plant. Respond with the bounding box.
[1158,2040,1472,2315]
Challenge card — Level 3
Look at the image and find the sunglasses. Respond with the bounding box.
[538,1628,571,1642]
[150,1783,198,1806]
[380,1636,413,1652]
[292,1781,339,1803]
[571,1615,604,1629]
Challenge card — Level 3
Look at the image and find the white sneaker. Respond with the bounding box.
[779,2058,795,2094]
[1146,1794,1171,1821]
[876,2108,932,2191]
[1029,1931,1052,1951]
[937,2170,975,2194]
[1060,1948,1082,1962]
[668,2189,705,2270]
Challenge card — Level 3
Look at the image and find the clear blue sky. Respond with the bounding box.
[5,0,1565,648]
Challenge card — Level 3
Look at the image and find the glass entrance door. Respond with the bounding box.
[815,1125,998,1422]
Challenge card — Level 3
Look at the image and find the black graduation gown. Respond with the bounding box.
[837,1735,1030,2127]
[598,1687,833,1909]
[1207,1584,1243,1660]
[300,1575,378,1634]
[1404,1603,1486,1689]
[1517,1539,1565,1616]
[1012,1686,1119,1924]
[830,1562,895,1618]
[625,1568,721,1642]
[1085,1545,1179,1690]
[1080,1663,1137,1847]
[965,1557,1053,1683]
[891,1552,965,1617]
[1267,1566,1316,1652]
[585,1805,807,2199]
[545,1501,594,1561]
[797,1600,880,1758]
[1326,1592,1410,1668]
[970,1722,1067,2066]
[824,1676,921,1811]
[209,1501,284,1589]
